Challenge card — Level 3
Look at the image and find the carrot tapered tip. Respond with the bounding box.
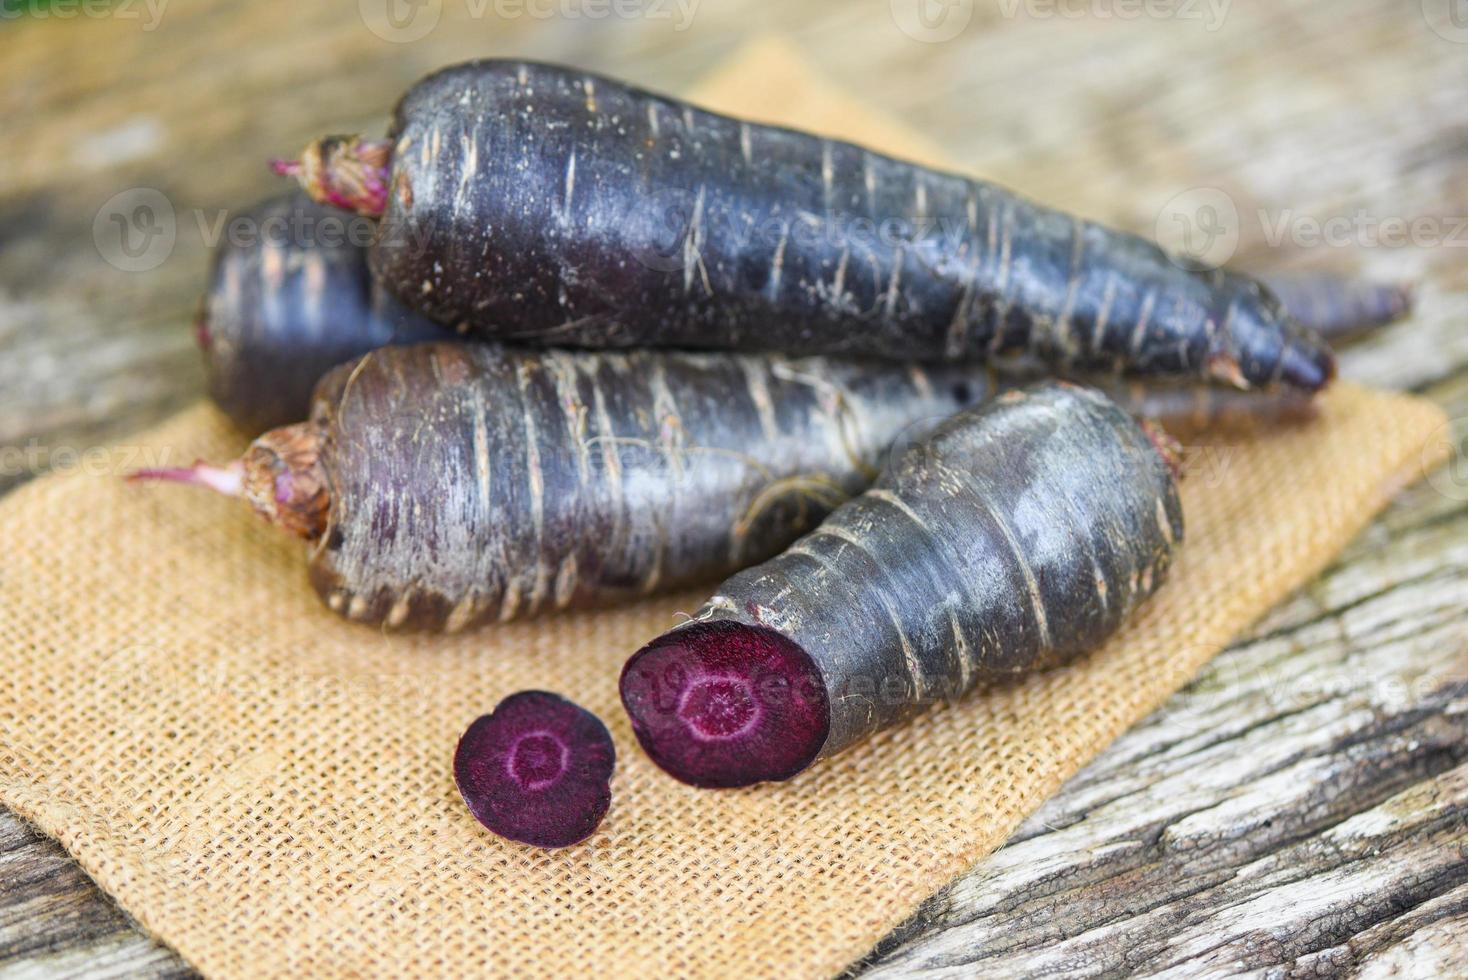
[1279,341,1336,392]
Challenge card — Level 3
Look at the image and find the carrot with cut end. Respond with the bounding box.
[278,60,1335,391]
[620,382,1183,788]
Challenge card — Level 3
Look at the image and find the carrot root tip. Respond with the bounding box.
[127,461,245,498]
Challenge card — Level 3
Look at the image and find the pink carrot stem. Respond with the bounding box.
[128,461,245,498]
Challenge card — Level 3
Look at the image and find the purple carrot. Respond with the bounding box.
[1261,273,1414,343]
[198,197,1394,438]
[197,192,448,434]
[275,60,1334,391]
[621,382,1183,788]
[134,340,1296,632]
[454,691,615,849]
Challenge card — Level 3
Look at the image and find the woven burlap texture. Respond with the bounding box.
[0,41,1452,979]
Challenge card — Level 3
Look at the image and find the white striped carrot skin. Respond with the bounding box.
[620,382,1183,789]
[152,340,1298,633]
[280,60,1336,391]
[197,193,448,434]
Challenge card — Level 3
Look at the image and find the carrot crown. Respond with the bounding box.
[272,135,392,218]
[130,423,331,540]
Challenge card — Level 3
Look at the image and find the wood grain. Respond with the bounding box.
[2,0,1465,975]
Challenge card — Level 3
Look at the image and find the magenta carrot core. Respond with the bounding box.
[680,678,759,739]
[454,691,614,849]
[620,621,830,788]
[508,732,568,791]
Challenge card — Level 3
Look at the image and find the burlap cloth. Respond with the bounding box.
[0,40,1452,979]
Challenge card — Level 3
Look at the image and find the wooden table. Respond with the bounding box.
[3,0,1466,974]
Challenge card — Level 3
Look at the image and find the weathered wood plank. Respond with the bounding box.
[0,812,191,979]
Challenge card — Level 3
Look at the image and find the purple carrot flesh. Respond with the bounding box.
[275,60,1335,392]
[620,382,1183,788]
[454,691,615,849]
